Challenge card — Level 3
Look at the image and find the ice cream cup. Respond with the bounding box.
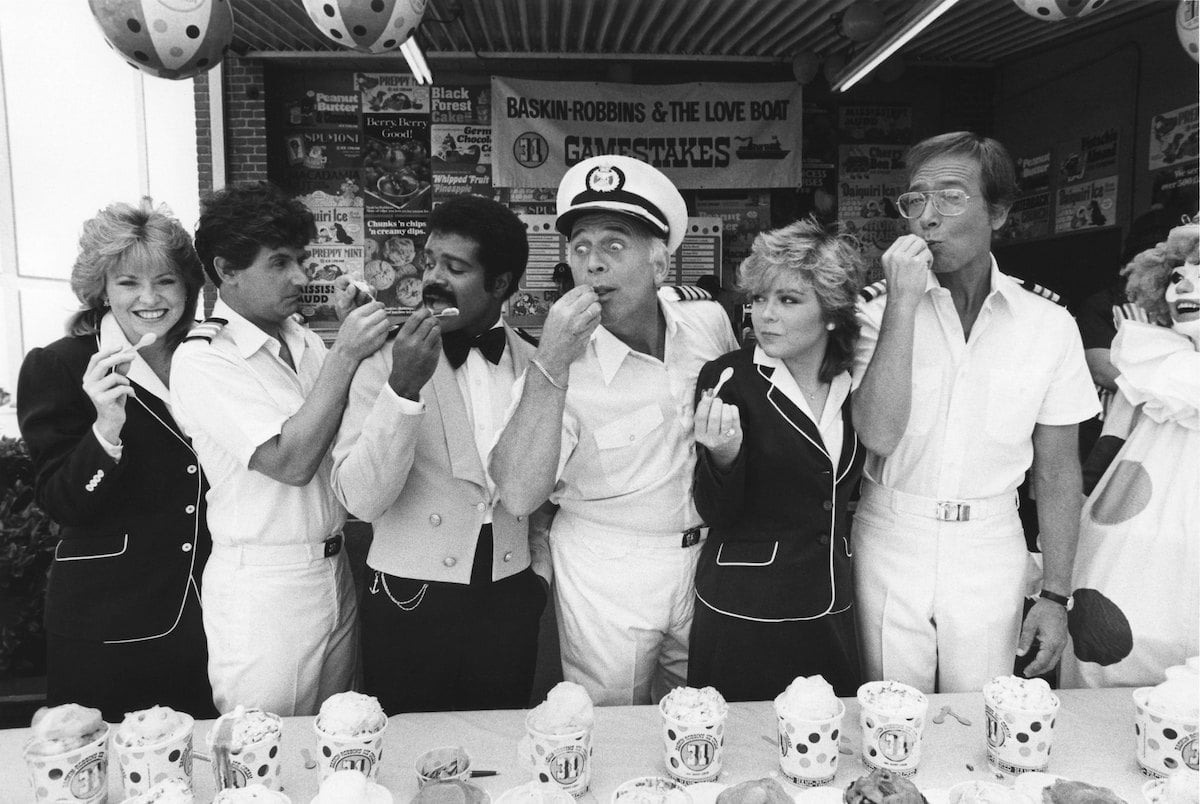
[115,712,195,798]
[416,745,472,787]
[22,722,111,804]
[856,681,928,777]
[495,780,578,804]
[314,716,388,781]
[211,712,284,792]
[611,775,693,804]
[1133,687,1200,779]
[775,698,845,787]
[522,710,593,797]
[982,686,1059,776]
[658,699,728,784]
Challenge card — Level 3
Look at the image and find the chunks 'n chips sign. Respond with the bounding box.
[491,78,803,190]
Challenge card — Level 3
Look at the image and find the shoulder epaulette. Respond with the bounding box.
[183,317,228,343]
[859,279,888,303]
[1004,274,1065,305]
[659,285,714,302]
[515,327,539,347]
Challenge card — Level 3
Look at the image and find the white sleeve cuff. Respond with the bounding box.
[92,424,123,461]
[383,383,426,415]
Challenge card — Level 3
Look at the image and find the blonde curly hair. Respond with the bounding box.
[1121,219,1199,326]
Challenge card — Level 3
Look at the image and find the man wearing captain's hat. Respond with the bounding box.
[491,155,737,705]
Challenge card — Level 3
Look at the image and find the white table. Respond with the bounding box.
[0,689,1150,803]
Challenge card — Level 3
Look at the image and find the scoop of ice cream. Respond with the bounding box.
[857,681,927,719]
[843,769,926,804]
[984,676,1058,712]
[115,705,190,748]
[26,703,107,756]
[212,784,291,803]
[495,781,577,804]
[716,777,793,804]
[661,686,728,725]
[412,780,490,804]
[125,778,195,803]
[948,781,1027,804]
[207,706,281,752]
[1147,658,1200,721]
[775,675,840,720]
[312,769,394,804]
[1040,779,1124,804]
[317,691,387,737]
[1163,769,1200,804]
[528,681,594,733]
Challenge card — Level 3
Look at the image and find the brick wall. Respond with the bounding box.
[194,54,269,314]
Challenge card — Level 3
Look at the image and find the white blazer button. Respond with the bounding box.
[181,543,193,552]
[187,465,198,474]
[430,514,442,526]
[516,515,524,522]
[503,551,513,562]
[443,556,457,567]
[96,469,105,478]
[185,505,196,514]
[476,502,487,512]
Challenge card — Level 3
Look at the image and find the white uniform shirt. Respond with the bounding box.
[851,258,1099,500]
[537,296,737,533]
[169,298,346,547]
[753,345,850,472]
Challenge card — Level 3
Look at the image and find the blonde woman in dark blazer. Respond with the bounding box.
[689,218,867,700]
[17,199,215,719]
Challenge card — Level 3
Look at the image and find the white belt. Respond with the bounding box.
[861,479,1016,523]
[213,533,343,566]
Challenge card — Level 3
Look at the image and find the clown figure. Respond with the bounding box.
[1061,219,1200,688]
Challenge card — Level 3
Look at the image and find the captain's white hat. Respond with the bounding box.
[555,155,689,253]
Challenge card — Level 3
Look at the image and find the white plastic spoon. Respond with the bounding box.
[710,366,734,397]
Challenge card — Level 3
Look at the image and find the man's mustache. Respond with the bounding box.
[422,285,456,306]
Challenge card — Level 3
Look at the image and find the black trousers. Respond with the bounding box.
[47,586,217,721]
[361,525,546,715]
[687,602,862,701]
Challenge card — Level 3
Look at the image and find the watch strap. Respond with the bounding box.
[1039,589,1071,607]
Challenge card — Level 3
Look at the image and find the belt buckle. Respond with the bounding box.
[935,501,970,522]
[681,527,702,548]
[324,534,343,558]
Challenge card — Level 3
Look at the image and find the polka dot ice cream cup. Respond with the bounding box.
[22,722,111,804]
[521,711,593,798]
[857,681,928,778]
[774,698,845,787]
[314,716,388,782]
[982,684,1059,775]
[1133,687,1199,779]
[114,712,195,798]
[211,712,285,792]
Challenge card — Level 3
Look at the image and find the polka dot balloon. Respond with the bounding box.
[302,0,429,54]
[1178,0,1199,63]
[88,0,233,80]
[1011,0,1110,22]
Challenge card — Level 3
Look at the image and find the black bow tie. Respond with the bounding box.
[442,327,506,369]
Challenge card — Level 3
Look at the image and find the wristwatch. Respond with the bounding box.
[1039,589,1073,610]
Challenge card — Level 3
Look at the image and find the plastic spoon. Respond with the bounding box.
[710,366,734,397]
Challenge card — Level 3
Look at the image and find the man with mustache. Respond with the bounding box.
[330,194,549,713]
[490,155,738,705]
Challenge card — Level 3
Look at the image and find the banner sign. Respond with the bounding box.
[492,78,803,189]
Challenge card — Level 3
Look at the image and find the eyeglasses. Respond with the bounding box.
[896,189,972,219]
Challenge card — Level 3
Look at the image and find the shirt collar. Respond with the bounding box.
[752,345,851,422]
[213,297,307,361]
[98,312,170,404]
[589,297,680,385]
[926,255,1017,312]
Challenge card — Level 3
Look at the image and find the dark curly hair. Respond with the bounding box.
[427,194,528,299]
[194,181,316,286]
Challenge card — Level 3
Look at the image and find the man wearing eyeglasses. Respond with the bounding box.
[849,132,1099,694]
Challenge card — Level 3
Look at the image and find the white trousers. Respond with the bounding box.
[549,512,701,706]
[202,545,358,716]
[852,482,1035,693]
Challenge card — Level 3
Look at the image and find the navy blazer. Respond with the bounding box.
[17,335,211,643]
[692,348,863,622]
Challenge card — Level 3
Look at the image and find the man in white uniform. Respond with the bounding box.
[171,182,389,715]
[491,155,737,705]
[851,133,1100,693]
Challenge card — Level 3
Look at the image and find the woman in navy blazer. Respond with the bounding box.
[17,199,215,719]
[689,218,867,700]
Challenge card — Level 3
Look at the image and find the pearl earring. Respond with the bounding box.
[825,322,836,331]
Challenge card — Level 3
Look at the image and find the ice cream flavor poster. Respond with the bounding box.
[1149,102,1199,171]
[431,84,490,125]
[837,105,913,145]
[1016,152,1051,193]
[295,191,366,327]
[279,72,359,130]
[357,73,430,114]
[837,144,907,276]
[1054,176,1118,233]
[363,214,428,314]
[1058,128,1119,186]
[432,123,493,205]
[361,113,432,215]
[279,131,363,197]
[997,191,1051,242]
